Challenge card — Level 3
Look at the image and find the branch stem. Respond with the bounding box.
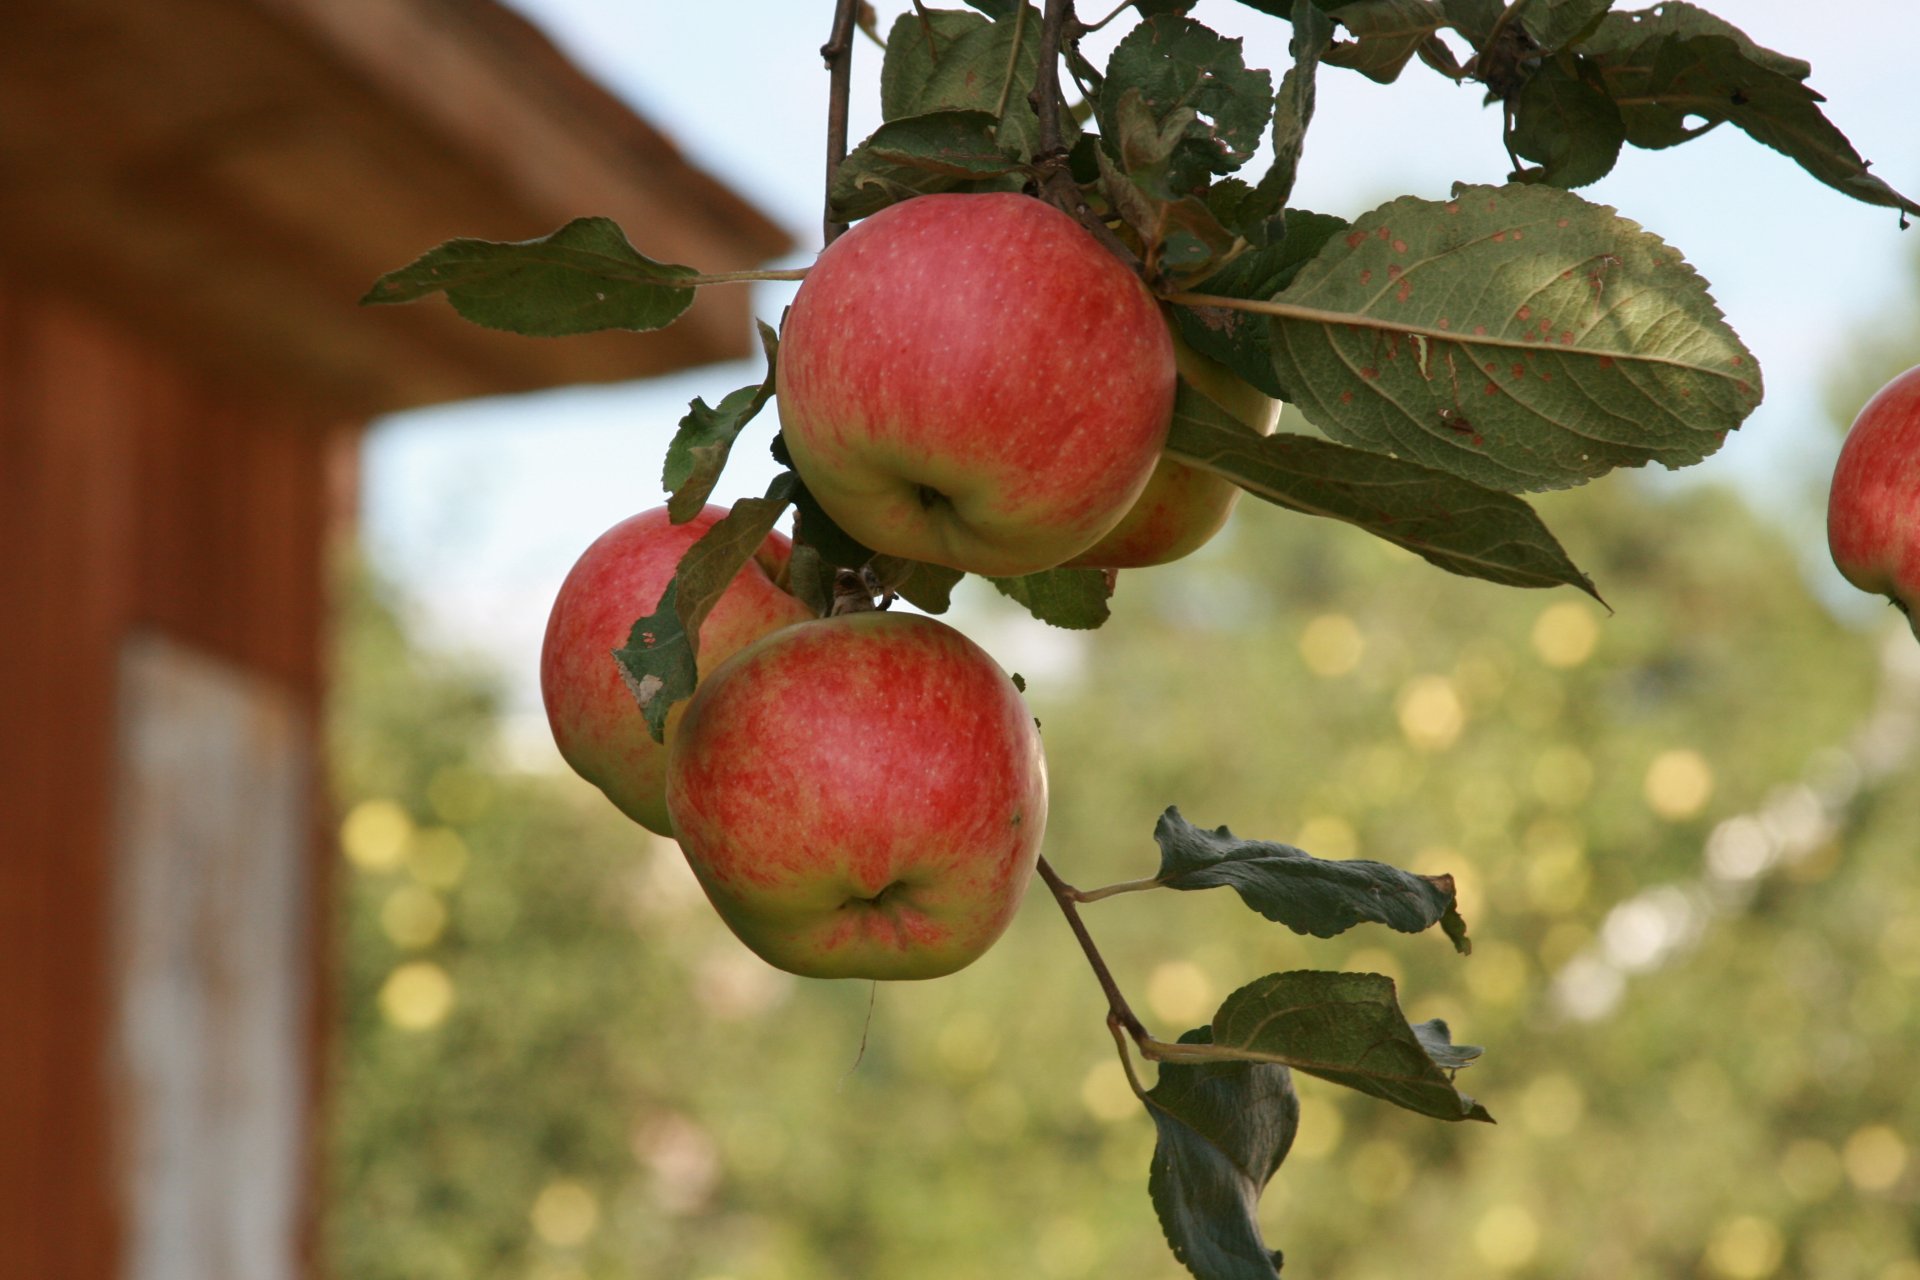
[668,268,812,287]
[1036,855,1149,1042]
[821,0,862,246]
[1069,876,1164,903]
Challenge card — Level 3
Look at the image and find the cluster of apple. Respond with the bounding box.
[542,193,1278,981]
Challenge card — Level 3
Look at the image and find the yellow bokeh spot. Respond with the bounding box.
[1037,1215,1098,1279]
[380,885,447,950]
[1346,1139,1412,1204]
[1880,1260,1920,1280]
[379,961,454,1031]
[1300,613,1364,677]
[408,827,471,889]
[1474,1203,1541,1270]
[1531,601,1600,668]
[1146,961,1217,1027]
[530,1179,600,1248]
[1519,1072,1585,1138]
[1644,748,1714,821]
[1523,821,1591,915]
[1706,1215,1784,1280]
[935,1012,1000,1077]
[1397,675,1465,752]
[1289,1095,1344,1160]
[1465,940,1529,1007]
[1530,744,1594,808]
[1080,1059,1139,1124]
[427,767,491,824]
[342,799,412,871]
[1296,814,1359,860]
[1843,1124,1909,1191]
[1777,1138,1843,1203]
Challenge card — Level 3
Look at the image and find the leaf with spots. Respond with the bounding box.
[1146,807,1472,951]
[362,217,695,336]
[612,474,798,742]
[829,111,1025,223]
[663,322,779,523]
[1145,1027,1298,1280]
[1163,377,1601,597]
[1153,971,1494,1122]
[1172,209,1348,398]
[1321,0,1449,84]
[988,567,1114,630]
[1259,183,1761,493]
[1508,54,1626,189]
[1099,14,1275,193]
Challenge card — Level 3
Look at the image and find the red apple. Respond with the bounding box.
[776,193,1176,577]
[1066,326,1279,568]
[541,506,815,835]
[1828,363,1920,640]
[665,611,1047,980]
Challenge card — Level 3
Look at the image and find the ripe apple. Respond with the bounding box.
[541,505,815,835]
[1828,363,1920,641]
[1066,326,1280,568]
[776,192,1176,577]
[665,611,1047,980]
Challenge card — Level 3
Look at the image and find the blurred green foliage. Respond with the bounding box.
[328,460,1920,1279]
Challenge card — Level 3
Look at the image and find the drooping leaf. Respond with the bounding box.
[1172,208,1348,397]
[1164,381,1601,597]
[1099,14,1275,193]
[1258,1,1335,218]
[1096,143,1239,282]
[1145,1027,1297,1280]
[1321,0,1449,84]
[1508,55,1627,188]
[989,567,1114,629]
[611,474,798,741]
[868,555,965,614]
[829,111,1025,222]
[1149,807,1473,951]
[1267,182,1761,493]
[663,322,779,523]
[1201,970,1494,1121]
[1517,0,1613,53]
[362,218,695,336]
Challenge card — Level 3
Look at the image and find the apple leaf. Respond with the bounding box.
[1099,14,1274,193]
[829,111,1026,223]
[361,217,695,336]
[879,4,1066,159]
[663,322,779,523]
[989,567,1114,630]
[1437,0,1501,47]
[1508,55,1626,189]
[1144,1027,1297,1280]
[1266,182,1762,493]
[1517,0,1614,54]
[1168,971,1494,1122]
[1172,208,1348,398]
[1258,0,1334,219]
[612,474,798,742]
[1577,4,1920,220]
[881,8,983,121]
[1148,807,1471,952]
[782,544,838,619]
[1164,381,1601,598]
[1321,0,1448,84]
[868,555,965,614]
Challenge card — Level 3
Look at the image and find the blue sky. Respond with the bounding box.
[361,1,1920,724]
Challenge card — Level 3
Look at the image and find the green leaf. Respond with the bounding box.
[1508,55,1626,188]
[663,322,779,522]
[881,9,987,122]
[783,544,837,619]
[829,111,1025,222]
[1145,1027,1297,1280]
[868,556,965,614]
[610,474,798,742]
[1259,1,1335,218]
[1164,380,1601,597]
[1437,0,1502,47]
[1099,14,1275,192]
[788,474,878,570]
[881,5,1064,159]
[1150,808,1473,951]
[362,217,696,336]
[1321,0,1449,84]
[1516,0,1613,53]
[988,567,1114,629]
[1173,209,1348,398]
[1268,183,1762,493]
[1204,971,1494,1121]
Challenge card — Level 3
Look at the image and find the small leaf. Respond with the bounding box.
[1269,183,1762,493]
[362,218,696,336]
[1164,382,1601,597]
[1206,970,1494,1121]
[1517,0,1614,53]
[1150,807,1472,951]
[989,567,1114,629]
[1100,14,1275,192]
[1321,0,1448,84]
[663,322,779,522]
[830,111,1025,222]
[611,475,798,741]
[1508,55,1627,189]
[1172,208,1348,397]
[1145,1027,1297,1280]
[882,5,1066,159]
[868,556,965,614]
[1258,1,1335,217]
[1437,0,1502,48]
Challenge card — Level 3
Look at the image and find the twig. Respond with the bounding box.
[1067,875,1163,903]
[1037,855,1150,1042]
[821,0,862,246]
[1028,0,1073,159]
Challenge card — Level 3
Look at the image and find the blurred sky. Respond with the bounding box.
[360,1,1920,722]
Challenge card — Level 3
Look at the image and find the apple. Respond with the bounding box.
[665,611,1047,980]
[1828,363,1920,641]
[541,505,815,835]
[1066,325,1280,568]
[776,192,1176,577]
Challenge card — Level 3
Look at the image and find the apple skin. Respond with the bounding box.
[541,506,816,835]
[1828,363,1920,641]
[665,611,1047,980]
[1066,325,1280,568]
[776,193,1176,577]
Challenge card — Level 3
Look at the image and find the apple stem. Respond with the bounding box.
[1036,855,1151,1044]
[1069,876,1165,902]
[820,0,862,247]
[670,268,812,287]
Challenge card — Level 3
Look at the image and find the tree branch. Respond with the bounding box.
[822,0,863,246]
[1037,855,1150,1042]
